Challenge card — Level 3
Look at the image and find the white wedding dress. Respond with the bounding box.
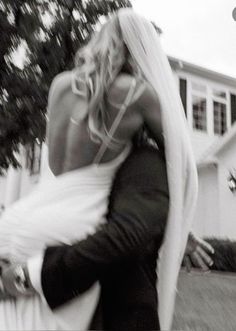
[0,144,130,330]
[0,79,136,330]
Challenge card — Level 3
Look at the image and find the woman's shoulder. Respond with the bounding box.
[49,71,72,96]
[52,70,72,83]
[136,80,160,111]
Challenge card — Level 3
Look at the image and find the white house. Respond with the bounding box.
[168,57,236,238]
[169,56,236,160]
[1,56,236,238]
[193,123,236,238]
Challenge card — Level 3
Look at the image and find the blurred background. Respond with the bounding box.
[1,1,236,329]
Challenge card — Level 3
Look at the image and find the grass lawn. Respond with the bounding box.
[172,270,236,331]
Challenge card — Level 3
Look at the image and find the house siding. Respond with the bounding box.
[216,138,236,238]
[192,165,220,237]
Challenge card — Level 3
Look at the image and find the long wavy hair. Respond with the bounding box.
[73,14,142,146]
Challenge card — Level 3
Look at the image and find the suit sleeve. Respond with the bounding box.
[41,187,169,309]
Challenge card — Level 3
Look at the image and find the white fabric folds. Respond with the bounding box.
[0,145,131,330]
[118,9,198,330]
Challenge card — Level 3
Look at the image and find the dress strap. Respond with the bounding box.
[93,78,137,164]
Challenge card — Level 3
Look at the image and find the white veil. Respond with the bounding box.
[118,9,198,330]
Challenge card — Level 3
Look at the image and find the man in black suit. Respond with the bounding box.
[41,144,169,330]
[1,143,214,330]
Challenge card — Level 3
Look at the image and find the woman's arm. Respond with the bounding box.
[45,72,71,140]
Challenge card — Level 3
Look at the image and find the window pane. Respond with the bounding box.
[214,101,227,135]
[192,95,207,132]
[213,89,226,99]
[230,94,236,125]
[192,82,207,93]
[179,78,187,116]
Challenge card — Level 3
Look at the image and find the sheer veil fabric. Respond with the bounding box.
[118,9,198,330]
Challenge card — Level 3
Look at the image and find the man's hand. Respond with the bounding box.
[0,259,13,300]
[1,264,35,299]
[183,232,214,272]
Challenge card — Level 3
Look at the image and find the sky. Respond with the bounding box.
[133,0,236,78]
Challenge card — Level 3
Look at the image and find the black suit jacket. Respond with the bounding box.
[41,145,169,330]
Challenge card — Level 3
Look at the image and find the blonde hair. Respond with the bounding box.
[73,14,141,145]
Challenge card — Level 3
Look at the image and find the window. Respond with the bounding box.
[191,81,207,132]
[179,78,187,116]
[213,101,227,135]
[212,88,227,135]
[178,75,233,135]
[230,93,236,125]
[192,95,207,131]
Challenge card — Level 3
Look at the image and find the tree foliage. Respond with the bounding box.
[0,0,132,174]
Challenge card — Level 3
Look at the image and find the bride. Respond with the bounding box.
[0,8,198,331]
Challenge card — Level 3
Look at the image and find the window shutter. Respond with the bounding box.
[179,78,187,116]
[230,93,236,125]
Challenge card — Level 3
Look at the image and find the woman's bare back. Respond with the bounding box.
[47,71,145,176]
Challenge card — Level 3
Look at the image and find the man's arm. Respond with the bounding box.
[2,147,169,306]
[40,190,169,309]
[36,147,170,309]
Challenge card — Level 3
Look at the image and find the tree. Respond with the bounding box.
[0,0,132,175]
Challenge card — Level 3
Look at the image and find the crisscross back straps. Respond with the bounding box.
[93,78,137,164]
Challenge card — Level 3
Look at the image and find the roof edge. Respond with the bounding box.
[197,123,236,164]
[168,56,236,87]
